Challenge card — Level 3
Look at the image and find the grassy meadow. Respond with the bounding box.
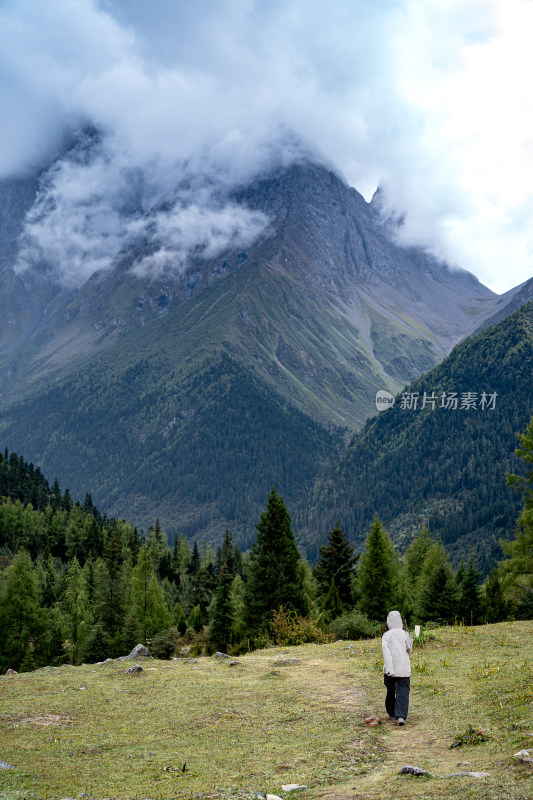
[1,621,532,800]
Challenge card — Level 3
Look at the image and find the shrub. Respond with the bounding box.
[329,610,380,640]
[270,606,332,646]
[150,626,181,659]
[83,623,112,663]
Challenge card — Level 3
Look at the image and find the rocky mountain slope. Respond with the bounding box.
[1,150,499,419]
[0,145,524,542]
[474,276,533,333]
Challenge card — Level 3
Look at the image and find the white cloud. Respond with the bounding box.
[2,0,533,292]
[16,133,271,285]
[132,202,269,279]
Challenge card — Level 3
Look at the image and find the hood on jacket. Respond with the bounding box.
[387,610,403,630]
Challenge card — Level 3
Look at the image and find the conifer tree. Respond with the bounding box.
[91,556,126,655]
[90,530,126,650]
[86,515,104,561]
[83,622,111,664]
[323,577,344,622]
[455,557,481,625]
[404,526,434,587]
[129,548,172,644]
[189,541,200,576]
[40,554,58,607]
[127,526,142,560]
[146,518,167,575]
[191,566,216,618]
[210,562,234,651]
[234,544,244,577]
[0,550,45,671]
[83,493,95,516]
[45,505,67,559]
[502,415,533,613]
[482,567,509,622]
[358,516,397,621]
[244,488,304,634]
[62,488,73,513]
[230,574,247,643]
[171,535,190,589]
[416,542,456,623]
[51,478,62,509]
[65,504,89,564]
[314,521,357,608]
[61,556,91,664]
[215,530,236,578]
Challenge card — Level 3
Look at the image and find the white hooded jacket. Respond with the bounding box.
[382,610,412,678]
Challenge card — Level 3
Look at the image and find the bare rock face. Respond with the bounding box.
[126,664,144,675]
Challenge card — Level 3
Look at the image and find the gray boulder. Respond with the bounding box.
[398,765,433,777]
[128,644,151,658]
[0,760,15,769]
[126,664,144,674]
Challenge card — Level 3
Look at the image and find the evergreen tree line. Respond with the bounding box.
[1,413,532,673]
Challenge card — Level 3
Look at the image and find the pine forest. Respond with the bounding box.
[1,411,532,673]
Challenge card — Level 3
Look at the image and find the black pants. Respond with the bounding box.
[384,674,410,720]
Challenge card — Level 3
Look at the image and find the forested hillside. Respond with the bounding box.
[298,301,533,572]
[0,449,50,510]
[0,349,341,545]
[1,410,532,675]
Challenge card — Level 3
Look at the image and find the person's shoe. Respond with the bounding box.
[388,715,396,720]
[397,717,405,726]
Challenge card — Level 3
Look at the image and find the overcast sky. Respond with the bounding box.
[2,0,533,293]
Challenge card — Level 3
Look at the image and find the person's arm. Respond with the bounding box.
[382,633,394,674]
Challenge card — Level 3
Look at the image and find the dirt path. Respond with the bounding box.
[306,657,489,800]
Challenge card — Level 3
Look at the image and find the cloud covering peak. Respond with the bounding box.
[2,0,533,292]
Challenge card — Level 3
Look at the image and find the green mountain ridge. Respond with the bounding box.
[0,261,344,541]
[297,301,533,572]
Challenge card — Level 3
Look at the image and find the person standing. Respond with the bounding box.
[382,609,413,726]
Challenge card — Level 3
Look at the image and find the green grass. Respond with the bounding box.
[1,621,532,800]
